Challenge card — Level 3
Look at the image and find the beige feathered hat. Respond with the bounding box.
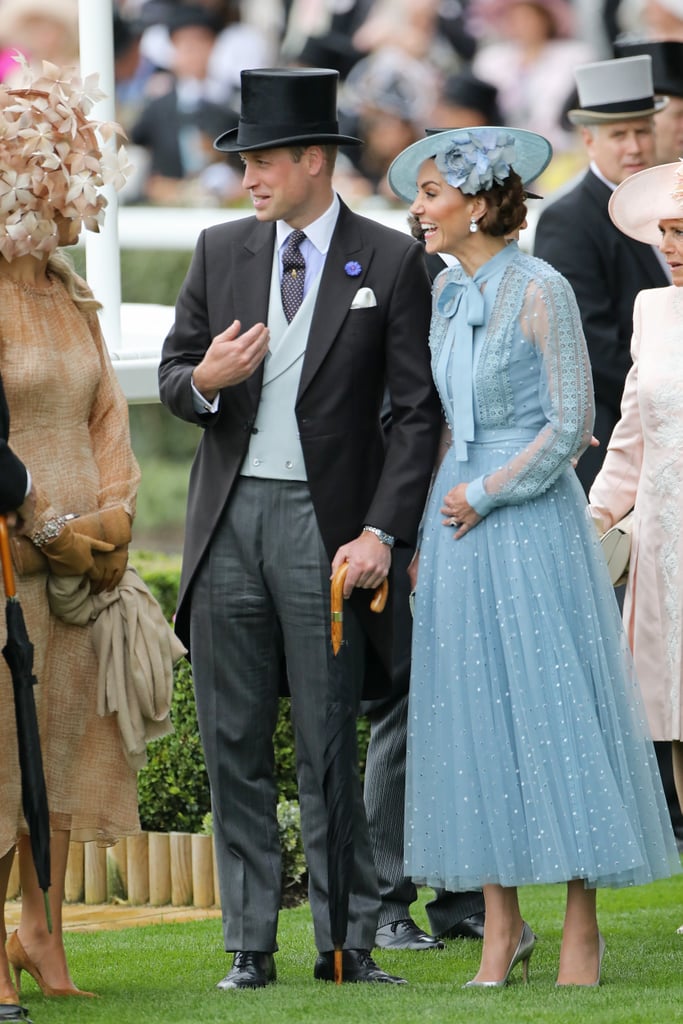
[0,58,131,261]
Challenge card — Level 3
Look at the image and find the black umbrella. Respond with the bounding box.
[0,516,51,931]
[327,565,388,983]
[322,663,355,984]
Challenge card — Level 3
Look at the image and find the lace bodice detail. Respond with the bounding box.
[430,247,594,513]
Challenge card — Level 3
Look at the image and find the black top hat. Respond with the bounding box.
[113,11,142,58]
[440,70,503,125]
[167,5,222,37]
[295,31,362,80]
[614,39,683,99]
[214,68,363,153]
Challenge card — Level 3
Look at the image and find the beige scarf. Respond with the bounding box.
[47,568,186,769]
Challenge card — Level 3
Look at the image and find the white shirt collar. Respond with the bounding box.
[276,193,340,254]
[590,162,671,280]
[589,161,618,191]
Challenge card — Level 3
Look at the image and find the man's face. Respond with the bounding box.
[654,96,683,164]
[170,26,215,80]
[240,147,319,227]
[582,118,657,185]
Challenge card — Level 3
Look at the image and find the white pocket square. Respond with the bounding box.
[350,287,377,309]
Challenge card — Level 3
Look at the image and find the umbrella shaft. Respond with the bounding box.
[0,516,17,599]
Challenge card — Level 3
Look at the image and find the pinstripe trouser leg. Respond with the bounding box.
[190,477,380,953]
[365,691,485,932]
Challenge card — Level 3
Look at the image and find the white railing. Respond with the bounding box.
[110,204,540,403]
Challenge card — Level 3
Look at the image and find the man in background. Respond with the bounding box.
[534,55,669,493]
[615,39,683,164]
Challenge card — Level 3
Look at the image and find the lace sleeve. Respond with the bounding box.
[467,271,594,515]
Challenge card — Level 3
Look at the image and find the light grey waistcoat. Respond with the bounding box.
[240,244,322,480]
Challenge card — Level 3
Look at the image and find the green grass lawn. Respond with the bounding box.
[16,868,683,1024]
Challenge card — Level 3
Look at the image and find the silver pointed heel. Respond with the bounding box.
[556,932,606,988]
[463,921,536,989]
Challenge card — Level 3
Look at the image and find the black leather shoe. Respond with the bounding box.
[216,951,276,989]
[314,948,407,983]
[437,912,485,940]
[0,1006,32,1023]
[375,918,444,950]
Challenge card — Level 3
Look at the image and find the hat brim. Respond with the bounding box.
[567,96,668,125]
[387,127,552,203]
[214,128,362,152]
[608,161,683,245]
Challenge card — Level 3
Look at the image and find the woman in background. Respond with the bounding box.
[590,160,683,933]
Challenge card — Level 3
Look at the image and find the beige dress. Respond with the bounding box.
[590,285,683,741]
[0,272,141,857]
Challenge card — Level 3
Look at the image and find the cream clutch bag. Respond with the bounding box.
[600,511,634,587]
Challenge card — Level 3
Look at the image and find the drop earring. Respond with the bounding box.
[469,217,479,233]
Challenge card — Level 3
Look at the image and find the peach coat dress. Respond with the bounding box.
[0,272,141,859]
[590,285,683,742]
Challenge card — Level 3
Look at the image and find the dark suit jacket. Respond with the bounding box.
[159,200,441,687]
[0,374,27,513]
[534,169,668,419]
[131,86,238,179]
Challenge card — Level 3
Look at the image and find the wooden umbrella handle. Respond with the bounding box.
[0,515,17,599]
[370,577,389,613]
[330,563,389,655]
[330,562,349,656]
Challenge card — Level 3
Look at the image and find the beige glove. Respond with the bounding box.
[88,545,129,593]
[42,522,115,577]
[10,535,48,575]
[71,506,132,548]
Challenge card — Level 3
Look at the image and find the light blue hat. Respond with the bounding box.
[387,126,552,203]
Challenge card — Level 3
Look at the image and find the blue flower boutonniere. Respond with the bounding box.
[344,260,362,277]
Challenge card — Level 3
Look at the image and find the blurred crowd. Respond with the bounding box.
[0,0,679,206]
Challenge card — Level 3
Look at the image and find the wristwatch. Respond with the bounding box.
[362,525,395,548]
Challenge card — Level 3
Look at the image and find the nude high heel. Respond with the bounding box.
[556,932,606,988]
[6,932,96,998]
[463,921,536,988]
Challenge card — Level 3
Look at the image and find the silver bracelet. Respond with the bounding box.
[31,517,67,548]
[31,513,79,548]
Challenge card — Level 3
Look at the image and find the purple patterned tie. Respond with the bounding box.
[281,229,306,323]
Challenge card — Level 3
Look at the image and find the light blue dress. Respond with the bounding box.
[406,243,681,891]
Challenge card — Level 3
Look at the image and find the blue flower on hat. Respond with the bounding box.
[436,130,516,195]
[344,260,362,277]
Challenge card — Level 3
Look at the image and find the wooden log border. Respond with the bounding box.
[8,833,218,908]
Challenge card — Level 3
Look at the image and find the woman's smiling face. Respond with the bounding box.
[409,158,474,256]
[658,218,683,287]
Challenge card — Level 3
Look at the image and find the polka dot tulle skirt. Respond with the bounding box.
[406,439,681,891]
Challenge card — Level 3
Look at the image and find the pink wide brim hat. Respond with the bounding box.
[468,0,575,39]
[608,161,683,245]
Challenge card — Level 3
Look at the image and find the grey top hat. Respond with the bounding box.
[214,68,362,153]
[567,55,667,125]
[614,39,683,99]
